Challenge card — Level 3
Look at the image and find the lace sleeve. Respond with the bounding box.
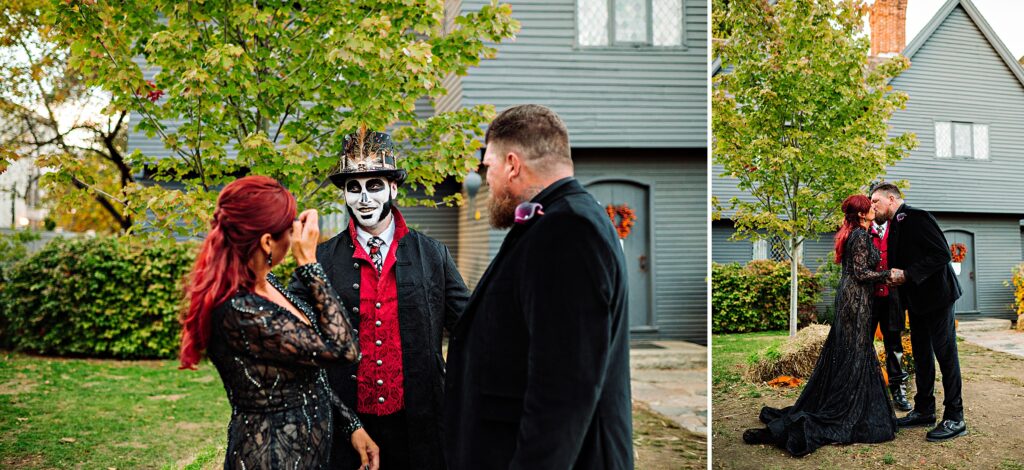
[850,230,890,284]
[327,381,364,436]
[221,264,359,366]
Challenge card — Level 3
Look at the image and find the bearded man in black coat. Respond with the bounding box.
[870,182,966,442]
[444,104,633,469]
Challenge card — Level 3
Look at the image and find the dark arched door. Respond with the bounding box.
[944,229,978,315]
[586,180,653,331]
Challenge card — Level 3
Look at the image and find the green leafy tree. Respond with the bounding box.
[45,0,518,236]
[1,0,133,231]
[712,0,916,336]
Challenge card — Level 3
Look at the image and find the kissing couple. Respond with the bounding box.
[742,182,966,456]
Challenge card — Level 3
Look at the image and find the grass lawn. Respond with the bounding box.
[0,353,228,469]
[1,352,703,468]
[711,331,790,397]
[712,331,1024,470]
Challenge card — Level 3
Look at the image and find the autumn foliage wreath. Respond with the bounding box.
[605,204,637,240]
[950,243,967,263]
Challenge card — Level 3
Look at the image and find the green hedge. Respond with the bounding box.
[0,236,197,359]
[712,259,822,334]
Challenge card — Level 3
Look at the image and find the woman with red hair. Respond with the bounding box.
[742,194,904,456]
[181,175,377,469]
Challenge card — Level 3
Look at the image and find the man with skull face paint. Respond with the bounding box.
[289,131,470,470]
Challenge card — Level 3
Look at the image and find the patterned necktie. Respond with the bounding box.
[367,237,384,274]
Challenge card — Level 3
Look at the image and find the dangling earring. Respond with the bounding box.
[266,251,273,267]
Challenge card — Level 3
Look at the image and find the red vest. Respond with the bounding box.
[350,211,409,416]
[872,225,890,298]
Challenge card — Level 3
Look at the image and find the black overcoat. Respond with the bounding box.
[444,178,634,470]
[886,203,962,314]
[289,214,469,470]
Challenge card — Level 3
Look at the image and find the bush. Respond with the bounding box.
[0,230,41,281]
[876,332,916,381]
[1012,263,1024,331]
[712,260,823,333]
[0,236,197,359]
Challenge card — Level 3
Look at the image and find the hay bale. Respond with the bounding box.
[1017,314,1024,332]
[746,324,831,383]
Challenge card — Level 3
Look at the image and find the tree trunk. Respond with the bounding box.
[789,236,801,337]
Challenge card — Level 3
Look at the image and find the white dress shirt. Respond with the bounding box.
[873,221,888,238]
[355,217,396,262]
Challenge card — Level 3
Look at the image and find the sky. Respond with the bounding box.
[904,0,1024,59]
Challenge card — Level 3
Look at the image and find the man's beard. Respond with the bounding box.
[346,199,393,229]
[875,208,891,223]
[487,186,519,229]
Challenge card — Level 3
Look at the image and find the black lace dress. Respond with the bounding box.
[207,263,362,469]
[744,227,898,456]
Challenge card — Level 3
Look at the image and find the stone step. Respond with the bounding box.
[956,317,1012,333]
[630,341,707,370]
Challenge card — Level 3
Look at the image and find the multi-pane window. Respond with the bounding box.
[752,237,801,263]
[934,121,989,160]
[577,0,684,47]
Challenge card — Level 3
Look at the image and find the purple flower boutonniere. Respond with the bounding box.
[514,202,544,224]
[896,213,906,222]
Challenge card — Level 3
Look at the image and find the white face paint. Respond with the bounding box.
[345,177,395,228]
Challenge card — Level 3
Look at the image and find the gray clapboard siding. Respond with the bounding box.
[881,4,1024,214]
[456,184,506,291]
[401,204,461,260]
[445,0,707,148]
[933,214,1019,319]
[711,221,751,264]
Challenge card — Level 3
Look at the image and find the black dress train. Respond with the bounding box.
[744,227,898,456]
[207,263,362,469]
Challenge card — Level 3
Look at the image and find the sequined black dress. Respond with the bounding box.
[745,227,898,456]
[207,263,362,469]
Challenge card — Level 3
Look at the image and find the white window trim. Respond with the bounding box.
[933,120,990,161]
[752,239,769,260]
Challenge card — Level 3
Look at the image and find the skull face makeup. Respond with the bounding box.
[345,176,397,229]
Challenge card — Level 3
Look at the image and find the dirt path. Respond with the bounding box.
[713,342,1024,469]
[634,402,707,469]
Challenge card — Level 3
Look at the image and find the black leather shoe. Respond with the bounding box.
[926,420,967,442]
[890,385,912,412]
[896,410,936,428]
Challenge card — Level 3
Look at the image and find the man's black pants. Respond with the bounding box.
[872,296,908,386]
[908,303,964,421]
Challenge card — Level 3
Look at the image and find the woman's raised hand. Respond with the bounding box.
[292,209,320,266]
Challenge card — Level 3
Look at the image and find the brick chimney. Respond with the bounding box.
[869,0,908,57]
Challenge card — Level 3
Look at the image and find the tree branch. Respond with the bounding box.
[70,176,130,230]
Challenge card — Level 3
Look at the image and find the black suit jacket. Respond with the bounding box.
[444,178,634,470]
[289,214,469,470]
[886,203,962,313]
